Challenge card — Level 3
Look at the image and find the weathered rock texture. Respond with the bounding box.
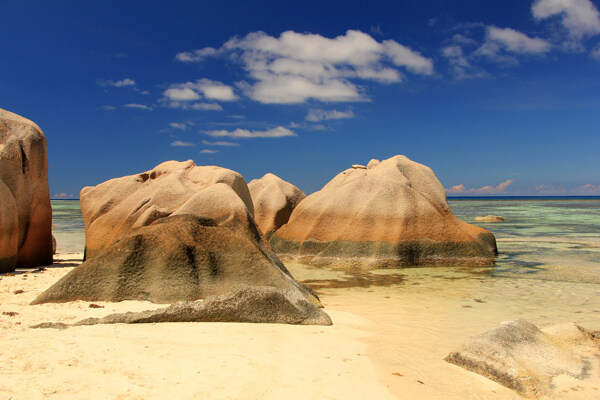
[474,215,504,222]
[68,286,332,326]
[80,160,255,260]
[445,319,600,397]
[32,215,321,307]
[0,180,19,272]
[271,155,497,269]
[0,108,53,272]
[248,173,306,239]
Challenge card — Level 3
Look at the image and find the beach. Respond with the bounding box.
[1,199,600,399]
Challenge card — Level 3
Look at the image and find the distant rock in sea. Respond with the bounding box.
[248,173,306,239]
[32,214,322,308]
[445,319,600,397]
[474,215,504,222]
[271,155,497,269]
[80,160,255,260]
[0,108,53,272]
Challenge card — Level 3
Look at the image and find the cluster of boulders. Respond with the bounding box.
[32,160,329,325]
[0,108,53,273]
[32,153,497,323]
[2,108,500,326]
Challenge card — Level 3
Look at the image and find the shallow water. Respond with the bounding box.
[51,200,85,254]
[287,198,600,399]
[48,198,600,398]
[448,198,600,285]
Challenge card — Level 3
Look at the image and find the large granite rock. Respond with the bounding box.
[248,173,306,239]
[0,180,18,272]
[32,215,321,307]
[271,155,497,269]
[445,319,600,397]
[69,286,332,326]
[0,108,53,272]
[80,160,255,260]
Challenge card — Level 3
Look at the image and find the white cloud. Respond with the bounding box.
[247,75,363,104]
[204,126,297,138]
[576,183,600,193]
[446,179,514,194]
[306,109,355,122]
[162,79,237,106]
[382,40,434,74]
[52,193,76,199]
[98,78,136,87]
[169,123,187,130]
[165,101,223,111]
[195,79,238,101]
[199,149,218,154]
[591,44,600,59]
[170,140,195,147]
[308,124,328,131]
[100,105,115,111]
[532,0,600,38]
[177,30,434,104]
[485,26,552,54]
[202,140,240,147]
[473,26,551,65]
[192,103,223,111]
[164,87,200,101]
[124,103,152,110]
[442,45,487,79]
[176,47,219,62]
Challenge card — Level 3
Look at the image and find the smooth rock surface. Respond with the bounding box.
[80,160,255,259]
[66,286,332,326]
[248,173,306,239]
[32,215,320,307]
[445,319,599,397]
[0,108,53,271]
[0,180,18,272]
[271,155,497,269]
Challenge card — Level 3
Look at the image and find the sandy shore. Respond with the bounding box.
[1,254,599,399]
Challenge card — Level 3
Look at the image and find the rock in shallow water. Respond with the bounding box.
[445,319,599,397]
[474,215,504,222]
[271,155,497,269]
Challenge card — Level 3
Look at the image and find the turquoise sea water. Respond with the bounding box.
[50,198,600,284]
[448,197,600,285]
[51,200,85,254]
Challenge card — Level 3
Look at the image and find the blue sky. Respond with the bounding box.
[1,0,599,197]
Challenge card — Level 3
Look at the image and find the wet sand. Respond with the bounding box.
[1,254,599,399]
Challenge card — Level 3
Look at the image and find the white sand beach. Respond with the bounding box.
[2,254,599,399]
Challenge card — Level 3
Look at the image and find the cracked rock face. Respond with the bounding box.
[271,155,497,270]
[445,319,600,397]
[0,108,53,272]
[32,215,321,308]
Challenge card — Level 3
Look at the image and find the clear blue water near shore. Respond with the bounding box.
[50,198,600,286]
